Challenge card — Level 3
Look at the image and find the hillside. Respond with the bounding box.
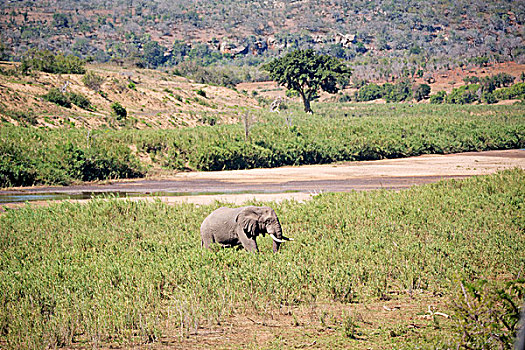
[1,0,523,83]
[0,62,259,128]
[1,59,524,129]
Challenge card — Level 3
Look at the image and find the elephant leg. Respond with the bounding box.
[201,233,214,249]
[236,227,258,252]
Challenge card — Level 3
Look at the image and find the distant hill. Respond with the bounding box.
[0,0,524,82]
[0,62,259,129]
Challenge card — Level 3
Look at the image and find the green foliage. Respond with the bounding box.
[21,49,86,74]
[493,82,525,101]
[384,80,412,102]
[111,102,127,120]
[195,88,207,98]
[463,76,480,85]
[1,104,524,186]
[52,13,70,28]
[42,88,93,110]
[413,84,431,101]
[454,75,521,104]
[82,71,105,91]
[263,49,352,113]
[140,41,166,68]
[0,127,144,186]
[452,279,525,349]
[42,88,72,108]
[356,83,383,102]
[481,91,498,104]
[356,81,417,102]
[0,108,38,126]
[446,85,480,104]
[67,92,93,110]
[430,91,447,104]
[473,56,490,67]
[174,62,245,88]
[0,169,523,347]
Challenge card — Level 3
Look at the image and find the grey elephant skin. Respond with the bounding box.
[200,206,292,252]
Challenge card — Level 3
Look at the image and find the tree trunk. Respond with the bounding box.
[300,92,313,114]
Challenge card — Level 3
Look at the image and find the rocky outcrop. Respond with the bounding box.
[334,33,356,48]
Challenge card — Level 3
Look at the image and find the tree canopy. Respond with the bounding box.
[263,49,351,113]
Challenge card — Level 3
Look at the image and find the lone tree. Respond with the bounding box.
[263,49,351,113]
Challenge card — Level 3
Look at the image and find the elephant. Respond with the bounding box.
[200,206,293,253]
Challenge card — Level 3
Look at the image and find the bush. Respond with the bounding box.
[195,88,207,98]
[0,108,38,126]
[355,81,416,103]
[0,128,144,186]
[384,81,412,102]
[111,102,127,120]
[82,71,105,91]
[430,91,446,104]
[463,76,480,84]
[67,92,93,110]
[493,82,525,101]
[446,85,480,104]
[413,84,431,101]
[42,89,92,110]
[22,49,86,74]
[481,91,498,104]
[356,83,383,101]
[42,88,72,108]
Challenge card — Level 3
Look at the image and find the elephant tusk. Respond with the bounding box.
[269,234,286,243]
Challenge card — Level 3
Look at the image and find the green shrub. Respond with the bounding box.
[493,82,525,101]
[413,83,431,101]
[22,49,86,74]
[67,91,92,110]
[195,88,207,98]
[356,83,383,101]
[384,81,412,102]
[42,88,72,108]
[446,85,480,104]
[0,108,38,126]
[0,127,144,187]
[430,91,447,104]
[0,142,38,186]
[481,91,498,104]
[111,102,127,120]
[42,89,92,110]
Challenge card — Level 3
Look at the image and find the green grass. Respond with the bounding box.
[1,103,524,187]
[0,169,523,348]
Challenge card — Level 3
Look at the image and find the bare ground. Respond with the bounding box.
[1,149,524,208]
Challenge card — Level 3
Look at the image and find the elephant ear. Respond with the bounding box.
[236,207,259,238]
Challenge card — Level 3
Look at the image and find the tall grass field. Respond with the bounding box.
[0,169,523,348]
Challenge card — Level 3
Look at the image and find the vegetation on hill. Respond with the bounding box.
[0,0,523,82]
[349,73,525,104]
[1,169,523,348]
[1,104,523,187]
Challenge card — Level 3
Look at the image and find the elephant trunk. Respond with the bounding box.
[268,222,293,253]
